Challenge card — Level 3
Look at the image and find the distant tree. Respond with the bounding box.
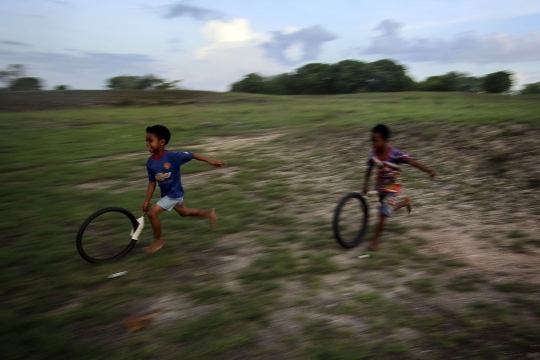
[0,64,25,88]
[230,73,266,93]
[154,79,181,90]
[419,72,461,91]
[365,59,415,92]
[482,71,513,93]
[457,75,482,92]
[263,73,296,95]
[419,75,451,91]
[54,85,69,90]
[134,75,161,90]
[229,58,422,95]
[9,77,42,91]
[418,71,484,92]
[106,75,180,90]
[520,82,540,95]
[330,60,368,93]
[106,75,140,90]
[293,63,333,94]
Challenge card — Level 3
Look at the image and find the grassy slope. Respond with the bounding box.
[1,92,540,359]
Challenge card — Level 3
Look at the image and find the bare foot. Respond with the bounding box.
[368,242,378,251]
[405,197,412,214]
[208,208,218,230]
[143,239,165,253]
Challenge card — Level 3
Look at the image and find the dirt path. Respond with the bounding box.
[78,125,540,358]
[159,124,540,295]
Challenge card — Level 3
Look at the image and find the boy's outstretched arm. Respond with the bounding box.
[403,158,436,180]
[193,153,226,167]
[142,181,156,211]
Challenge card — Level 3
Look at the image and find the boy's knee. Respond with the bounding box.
[148,209,159,219]
[177,209,188,217]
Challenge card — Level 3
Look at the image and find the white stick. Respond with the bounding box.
[130,216,145,240]
[107,271,128,278]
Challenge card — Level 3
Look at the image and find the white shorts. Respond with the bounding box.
[156,196,184,211]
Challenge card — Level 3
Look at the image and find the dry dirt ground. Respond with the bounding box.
[79,124,540,358]
[186,124,540,285]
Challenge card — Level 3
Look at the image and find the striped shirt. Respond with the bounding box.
[366,147,410,193]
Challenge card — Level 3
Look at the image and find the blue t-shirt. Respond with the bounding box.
[146,150,194,198]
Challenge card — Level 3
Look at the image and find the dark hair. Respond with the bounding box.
[146,125,171,145]
[371,124,390,140]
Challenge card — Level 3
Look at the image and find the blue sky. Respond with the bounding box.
[1,0,539,90]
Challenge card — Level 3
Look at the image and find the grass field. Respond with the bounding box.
[1,91,540,359]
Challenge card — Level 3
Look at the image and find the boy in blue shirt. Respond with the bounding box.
[142,125,226,253]
[363,124,435,251]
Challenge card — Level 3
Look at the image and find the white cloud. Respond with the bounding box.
[405,1,540,31]
[515,71,540,87]
[200,18,270,45]
[188,19,339,90]
[160,2,224,21]
[195,18,272,60]
[195,20,338,67]
[185,18,287,91]
[364,20,540,64]
[262,25,338,65]
[282,26,301,35]
[0,40,31,47]
[284,43,303,63]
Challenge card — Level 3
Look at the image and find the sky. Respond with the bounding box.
[1,0,539,91]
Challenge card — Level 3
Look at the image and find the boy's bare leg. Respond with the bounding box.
[144,205,166,253]
[174,203,217,229]
[369,212,387,251]
[393,197,412,214]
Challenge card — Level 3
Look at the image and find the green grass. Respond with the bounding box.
[2,91,540,359]
[302,318,411,359]
[440,259,469,268]
[405,277,437,295]
[160,307,259,357]
[507,230,528,239]
[446,274,486,292]
[189,284,234,304]
[239,249,302,284]
[355,250,404,270]
[509,239,528,253]
[511,297,540,318]
[493,282,537,294]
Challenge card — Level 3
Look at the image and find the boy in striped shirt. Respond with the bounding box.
[362,124,435,251]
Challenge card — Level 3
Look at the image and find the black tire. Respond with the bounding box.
[333,192,369,248]
[76,207,139,264]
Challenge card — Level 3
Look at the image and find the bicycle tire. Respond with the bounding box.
[76,207,139,264]
[333,192,369,248]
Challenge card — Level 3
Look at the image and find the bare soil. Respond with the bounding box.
[79,124,540,358]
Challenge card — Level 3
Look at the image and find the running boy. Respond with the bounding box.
[142,125,226,253]
[362,124,435,251]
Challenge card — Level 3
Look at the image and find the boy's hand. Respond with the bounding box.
[142,202,151,212]
[193,153,226,167]
[210,159,226,167]
[362,185,368,195]
[428,170,436,181]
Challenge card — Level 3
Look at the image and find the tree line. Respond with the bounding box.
[105,75,180,90]
[0,64,181,91]
[0,64,44,91]
[1,62,539,94]
[230,59,527,95]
